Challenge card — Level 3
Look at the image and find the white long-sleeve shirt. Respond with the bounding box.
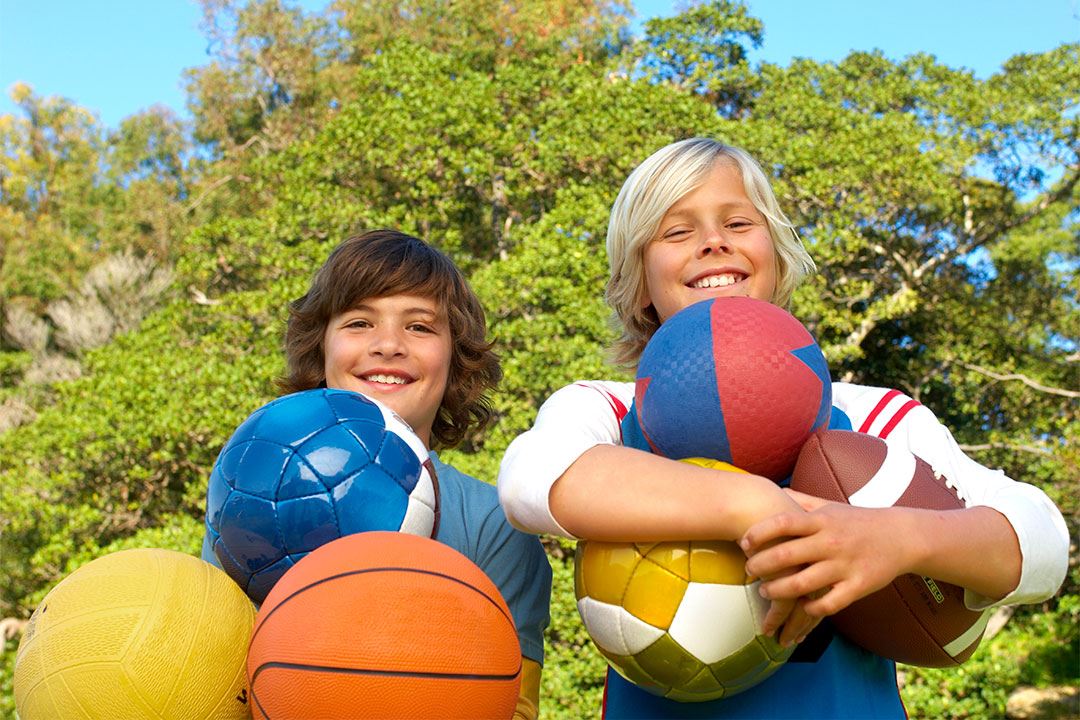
[498,379,1069,609]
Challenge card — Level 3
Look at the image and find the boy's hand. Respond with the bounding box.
[761,595,821,648]
[784,488,831,512]
[742,486,824,646]
[740,501,913,618]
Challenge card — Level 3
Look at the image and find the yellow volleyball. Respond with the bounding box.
[14,548,255,720]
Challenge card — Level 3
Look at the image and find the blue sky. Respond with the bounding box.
[1,0,1077,129]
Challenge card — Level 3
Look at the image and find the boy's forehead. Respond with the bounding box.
[345,293,446,317]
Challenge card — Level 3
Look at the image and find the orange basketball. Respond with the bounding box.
[246,531,521,720]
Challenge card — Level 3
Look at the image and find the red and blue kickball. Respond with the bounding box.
[634,297,831,481]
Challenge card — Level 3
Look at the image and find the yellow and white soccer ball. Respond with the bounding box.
[573,459,794,702]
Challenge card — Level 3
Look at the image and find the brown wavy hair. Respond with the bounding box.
[281,229,501,449]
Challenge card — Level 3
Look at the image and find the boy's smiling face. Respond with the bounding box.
[322,294,451,449]
[641,161,777,323]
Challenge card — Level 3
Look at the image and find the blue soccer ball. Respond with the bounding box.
[205,388,438,603]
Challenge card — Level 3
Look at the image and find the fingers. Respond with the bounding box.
[739,511,818,555]
[784,488,831,511]
[759,597,795,641]
[761,596,824,648]
[802,583,857,617]
[757,561,839,605]
[744,532,822,581]
[776,602,822,648]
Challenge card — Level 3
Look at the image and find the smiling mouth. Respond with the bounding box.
[360,373,411,385]
[689,272,745,289]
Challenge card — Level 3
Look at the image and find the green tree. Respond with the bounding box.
[334,0,632,72]
[2,4,1076,719]
[627,0,762,116]
[0,85,109,304]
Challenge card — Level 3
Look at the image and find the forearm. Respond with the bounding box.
[549,444,800,542]
[845,387,1066,603]
[898,505,1021,602]
[513,658,541,720]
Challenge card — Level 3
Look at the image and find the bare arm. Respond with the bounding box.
[906,505,1021,599]
[498,382,805,540]
[741,492,1024,617]
[512,658,542,720]
[549,444,803,542]
[497,381,820,644]
[784,383,1069,612]
[550,445,822,645]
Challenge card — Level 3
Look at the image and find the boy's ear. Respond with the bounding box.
[639,287,652,310]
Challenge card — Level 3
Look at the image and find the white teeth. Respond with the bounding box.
[364,374,408,385]
[692,274,740,289]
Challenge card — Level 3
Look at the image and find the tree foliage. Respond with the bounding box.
[1,2,1076,717]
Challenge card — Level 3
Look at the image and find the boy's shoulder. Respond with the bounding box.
[429,453,516,536]
[429,453,548,566]
[831,382,934,434]
[429,453,496,502]
[541,379,635,418]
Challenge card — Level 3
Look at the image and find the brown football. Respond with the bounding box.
[790,430,991,667]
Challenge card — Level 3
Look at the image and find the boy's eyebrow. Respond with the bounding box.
[346,303,443,319]
[663,200,759,218]
[403,307,440,319]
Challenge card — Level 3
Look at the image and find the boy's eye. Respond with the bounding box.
[661,228,690,240]
[408,323,435,333]
[345,319,371,329]
[726,216,760,230]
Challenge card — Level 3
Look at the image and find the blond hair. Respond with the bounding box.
[605,138,815,366]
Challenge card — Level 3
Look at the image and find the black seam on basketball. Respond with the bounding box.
[249,660,522,720]
[252,660,521,683]
[251,680,272,720]
[250,566,513,643]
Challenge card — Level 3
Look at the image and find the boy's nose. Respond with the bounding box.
[369,328,406,356]
[698,228,733,257]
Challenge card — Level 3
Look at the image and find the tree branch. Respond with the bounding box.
[959,441,1052,456]
[918,162,1080,279]
[184,174,234,214]
[960,362,1080,398]
[183,171,252,214]
[839,282,913,352]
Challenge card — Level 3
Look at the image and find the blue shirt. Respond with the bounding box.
[602,638,904,719]
[426,452,552,664]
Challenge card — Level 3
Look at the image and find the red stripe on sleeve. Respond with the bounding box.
[575,383,629,423]
[575,383,630,444]
[857,389,902,433]
[606,392,628,422]
[878,399,920,439]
